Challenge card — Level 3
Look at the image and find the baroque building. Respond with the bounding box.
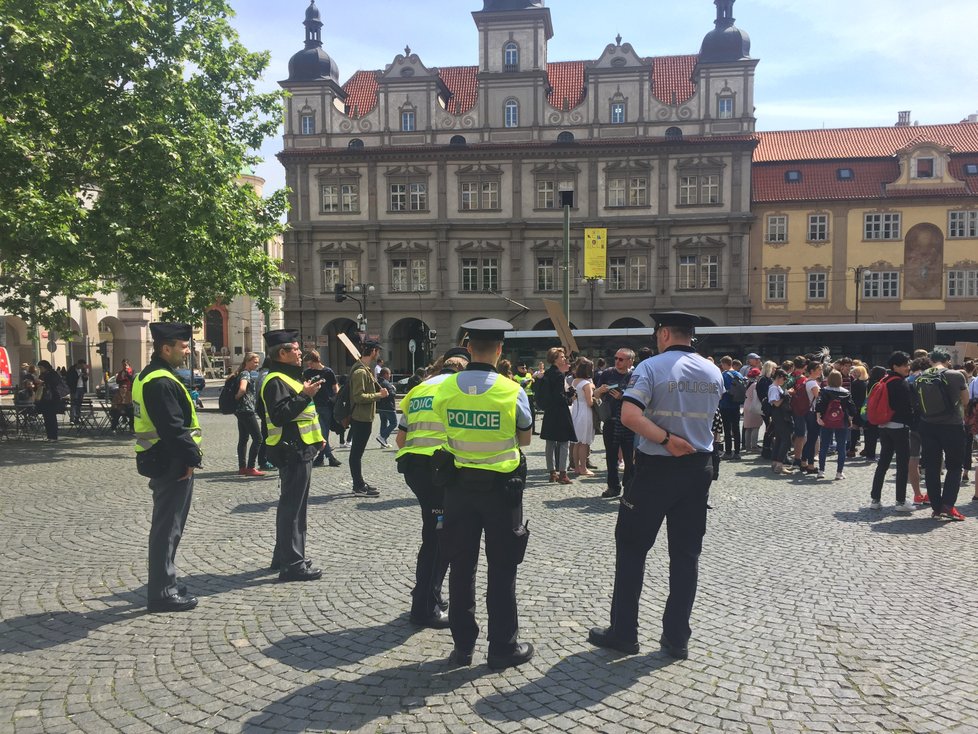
[279,0,758,372]
[750,116,978,325]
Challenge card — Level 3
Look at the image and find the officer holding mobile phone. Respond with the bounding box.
[594,348,636,498]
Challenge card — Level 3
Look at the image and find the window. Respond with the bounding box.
[864,212,901,240]
[320,182,360,213]
[388,171,429,212]
[948,270,978,298]
[557,131,575,143]
[450,135,466,146]
[461,257,498,292]
[504,99,519,128]
[348,139,364,149]
[914,157,934,178]
[400,110,416,132]
[611,102,625,124]
[665,127,683,141]
[965,164,978,176]
[301,114,315,135]
[837,168,854,181]
[949,210,978,238]
[785,170,802,183]
[536,257,557,291]
[536,178,575,209]
[766,215,787,243]
[766,273,786,301]
[862,271,900,299]
[678,254,719,290]
[460,179,499,211]
[606,176,648,208]
[607,255,648,291]
[717,96,734,119]
[808,214,829,242]
[807,272,827,301]
[678,173,721,205]
[503,42,519,71]
[390,257,428,292]
[321,258,360,293]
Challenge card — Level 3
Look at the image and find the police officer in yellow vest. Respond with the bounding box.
[261,329,326,582]
[587,311,723,660]
[431,319,534,670]
[514,363,536,434]
[132,323,203,613]
[394,347,470,629]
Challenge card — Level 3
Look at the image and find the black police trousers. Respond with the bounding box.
[610,452,712,647]
[403,459,449,620]
[147,473,194,602]
[274,453,313,570]
[442,481,529,655]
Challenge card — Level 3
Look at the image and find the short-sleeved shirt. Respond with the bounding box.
[920,368,967,425]
[595,367,632,422]
[623,346,723,456]
[768,384,785,404]
[235,371,258,414]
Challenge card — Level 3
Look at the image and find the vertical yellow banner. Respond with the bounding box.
[584,228,607,279]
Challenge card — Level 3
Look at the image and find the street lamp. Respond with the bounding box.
[850,266,864,324]
[559,186,575,321]
[351,282,375,334]
[585,277,604,328]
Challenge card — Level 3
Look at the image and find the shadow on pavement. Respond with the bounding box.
[230,492,360,514]
[0,445,131,467]
[354,497,415,511]
[543,495,619,514]
[833,509,942,534]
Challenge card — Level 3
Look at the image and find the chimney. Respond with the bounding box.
[968,113,978,123]
[896,110,911,127]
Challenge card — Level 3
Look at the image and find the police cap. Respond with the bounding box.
[460,318,513,342]
[443,346,471,362]
[361,338,382,351]
[650,311,715,330]
[263,329,300,348]
[149,322,192,342]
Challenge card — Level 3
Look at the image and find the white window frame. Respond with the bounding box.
[400,110,416,132]
[504,99,519,128]
[389,177,428,212]
[320,181,360,214]
[321,258,360,294]
[536,257,557,292]
[611,102,625,124]
[862,271,900,299]
[947,270,978,298]
[864,212,901,240]
[717,96,734,119]
[678,254,720,290]
[808,213,829,242]
[766,215,788,243]
[949,210,978,239]
[807,272,827,301]
[503,43,519,70]
[766,273,786,301]
[390,257,428,293]
[460,178,500,211]
[301,114,315,135]
[460,257,499,293]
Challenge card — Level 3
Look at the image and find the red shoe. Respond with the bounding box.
[244,467,266,477]
[945,507,966,521]
[238,468,248,476]
[914,494,929,504]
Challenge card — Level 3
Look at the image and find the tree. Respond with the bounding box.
[0,0,287,328]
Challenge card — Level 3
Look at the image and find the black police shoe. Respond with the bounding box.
[659,634,689,660]
[600,488,620,499]
[147,593,198,613]
[409,609,450,629]
[352,484,380,496]
[328,457,342,467]
[448,647,474,667]
[587,626,640,655]
[487,642,534,671]
[278,565,323,582]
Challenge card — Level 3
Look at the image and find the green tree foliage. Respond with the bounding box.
[0,0,287,327]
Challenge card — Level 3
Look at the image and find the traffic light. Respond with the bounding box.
[428,329,437,347]
[96,341,108,356]
[334,283,347,303]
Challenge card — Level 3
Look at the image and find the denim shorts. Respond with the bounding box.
[792,414,807,437]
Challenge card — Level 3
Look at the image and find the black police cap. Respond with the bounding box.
[149,322,192,342]
[649,311,716,329]
[263,329,300,348]
[443,346,471,362]
[460,318,514,342]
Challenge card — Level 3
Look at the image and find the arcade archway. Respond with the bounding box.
[321,318,360,372]
[531,318,579,330]
[609,317,645,329]
[388,317,431,376]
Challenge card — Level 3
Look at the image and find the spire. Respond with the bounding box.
[714,0,735,29]
[304,0,323,49]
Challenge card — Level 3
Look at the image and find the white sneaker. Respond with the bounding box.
[375,436,386,448]
[835,472,845,480]
[869,500,883,509]
[816,471,825,479]
[894,502,914,513]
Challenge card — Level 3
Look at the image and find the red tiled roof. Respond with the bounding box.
[547,61,585,111]
[754,123,978,163]
[651,55,697,105]
[342,70,379,119]
[753,159,978,203]
[440,66,478,115]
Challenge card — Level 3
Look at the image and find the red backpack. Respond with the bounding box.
[866,376,897,426]
[790,381,811,416]
[822,397,846,429]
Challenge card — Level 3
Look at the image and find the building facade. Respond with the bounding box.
[750,120,978,325]
[279,0,758,373]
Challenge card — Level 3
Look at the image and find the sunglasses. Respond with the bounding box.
[615,356,629,362]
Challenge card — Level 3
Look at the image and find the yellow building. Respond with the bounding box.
[749,119,978,325]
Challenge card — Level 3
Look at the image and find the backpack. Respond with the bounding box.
[912,368,957,420]
[822,397,846,429]
[218,374,241,415]
[332,375,355,429]
[725,371,747,404]
[866,375,897,426]
[790,381,812,416]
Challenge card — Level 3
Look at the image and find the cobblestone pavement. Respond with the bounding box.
[1,414,977,734]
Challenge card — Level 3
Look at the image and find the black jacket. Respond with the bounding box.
[813,386,857,427]
[138,357,203,471]
[538,365,576,442]
[883,372,915,426]
[264,361,320,460]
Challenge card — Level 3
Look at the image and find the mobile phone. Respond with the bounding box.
[308,375,324,385]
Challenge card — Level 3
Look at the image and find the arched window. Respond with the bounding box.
[557,131,575,144]
[503,42,519,71]
[665,127,683,141]
[450,135,467,146]
[504,99,519,128]
[348,138,364,149]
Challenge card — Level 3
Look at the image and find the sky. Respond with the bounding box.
[227,0,978,197]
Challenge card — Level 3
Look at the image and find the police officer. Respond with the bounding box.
[394,346,470,629]
[132,323,203,613]
[261,329,325,582]
[587,311,723,659]
[432,319,534,670]
[514,364,536,434]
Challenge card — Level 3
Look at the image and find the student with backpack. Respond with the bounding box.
[869,352,914,511]
[718,355,746,458]
[813,370,857,480]
[912,348,969,521]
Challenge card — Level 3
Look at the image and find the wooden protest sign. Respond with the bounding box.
[542,299,580,355]
[337,332,362,361]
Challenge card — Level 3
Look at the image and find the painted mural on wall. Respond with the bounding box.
[903,223,944,299]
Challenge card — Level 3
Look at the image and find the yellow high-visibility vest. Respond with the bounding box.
[132,369,202,453]
[260,372,324,446]
[395,377,448,459]
[434,373,520,474]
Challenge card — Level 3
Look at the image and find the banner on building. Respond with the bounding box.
[584,228,607,279]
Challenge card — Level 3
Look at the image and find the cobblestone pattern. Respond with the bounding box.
[1,414,977,733]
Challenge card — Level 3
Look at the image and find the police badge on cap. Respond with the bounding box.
[149,322,192,342]
[263,329,300,348]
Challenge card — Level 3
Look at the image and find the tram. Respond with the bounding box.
[504,322,978,368]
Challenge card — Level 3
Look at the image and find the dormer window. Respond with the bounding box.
[348,139,364,149]
[300,109,316,135]
[717,96,734,119]
[785,170,802,183]
[503,43,519,72]
[611,102,625,124]
[401,109,416,132]
[914,157,934,179]
[965,164,978,175]
[837,168,854,181]
[665,127,683,141]
[504,99,519,128]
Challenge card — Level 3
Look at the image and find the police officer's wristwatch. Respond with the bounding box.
[659,431,671,445]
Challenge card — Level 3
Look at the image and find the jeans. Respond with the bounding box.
[235,412,262,469]
[918,422,966,511]
[603,422,635,492]
[315,405,335,463]
[545,440,568,473]
[70,387,85,422]
[379,410,397,442]
[801,412,819,464]
[871,426,909,503]
[771,413,792,464]
[719,406,741,454]
[818,427,850,474]
[348,419,372,489]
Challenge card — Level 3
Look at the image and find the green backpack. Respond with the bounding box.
[912,368,956,420]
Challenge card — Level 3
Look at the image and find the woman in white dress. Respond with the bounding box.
[570,358,596,476]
